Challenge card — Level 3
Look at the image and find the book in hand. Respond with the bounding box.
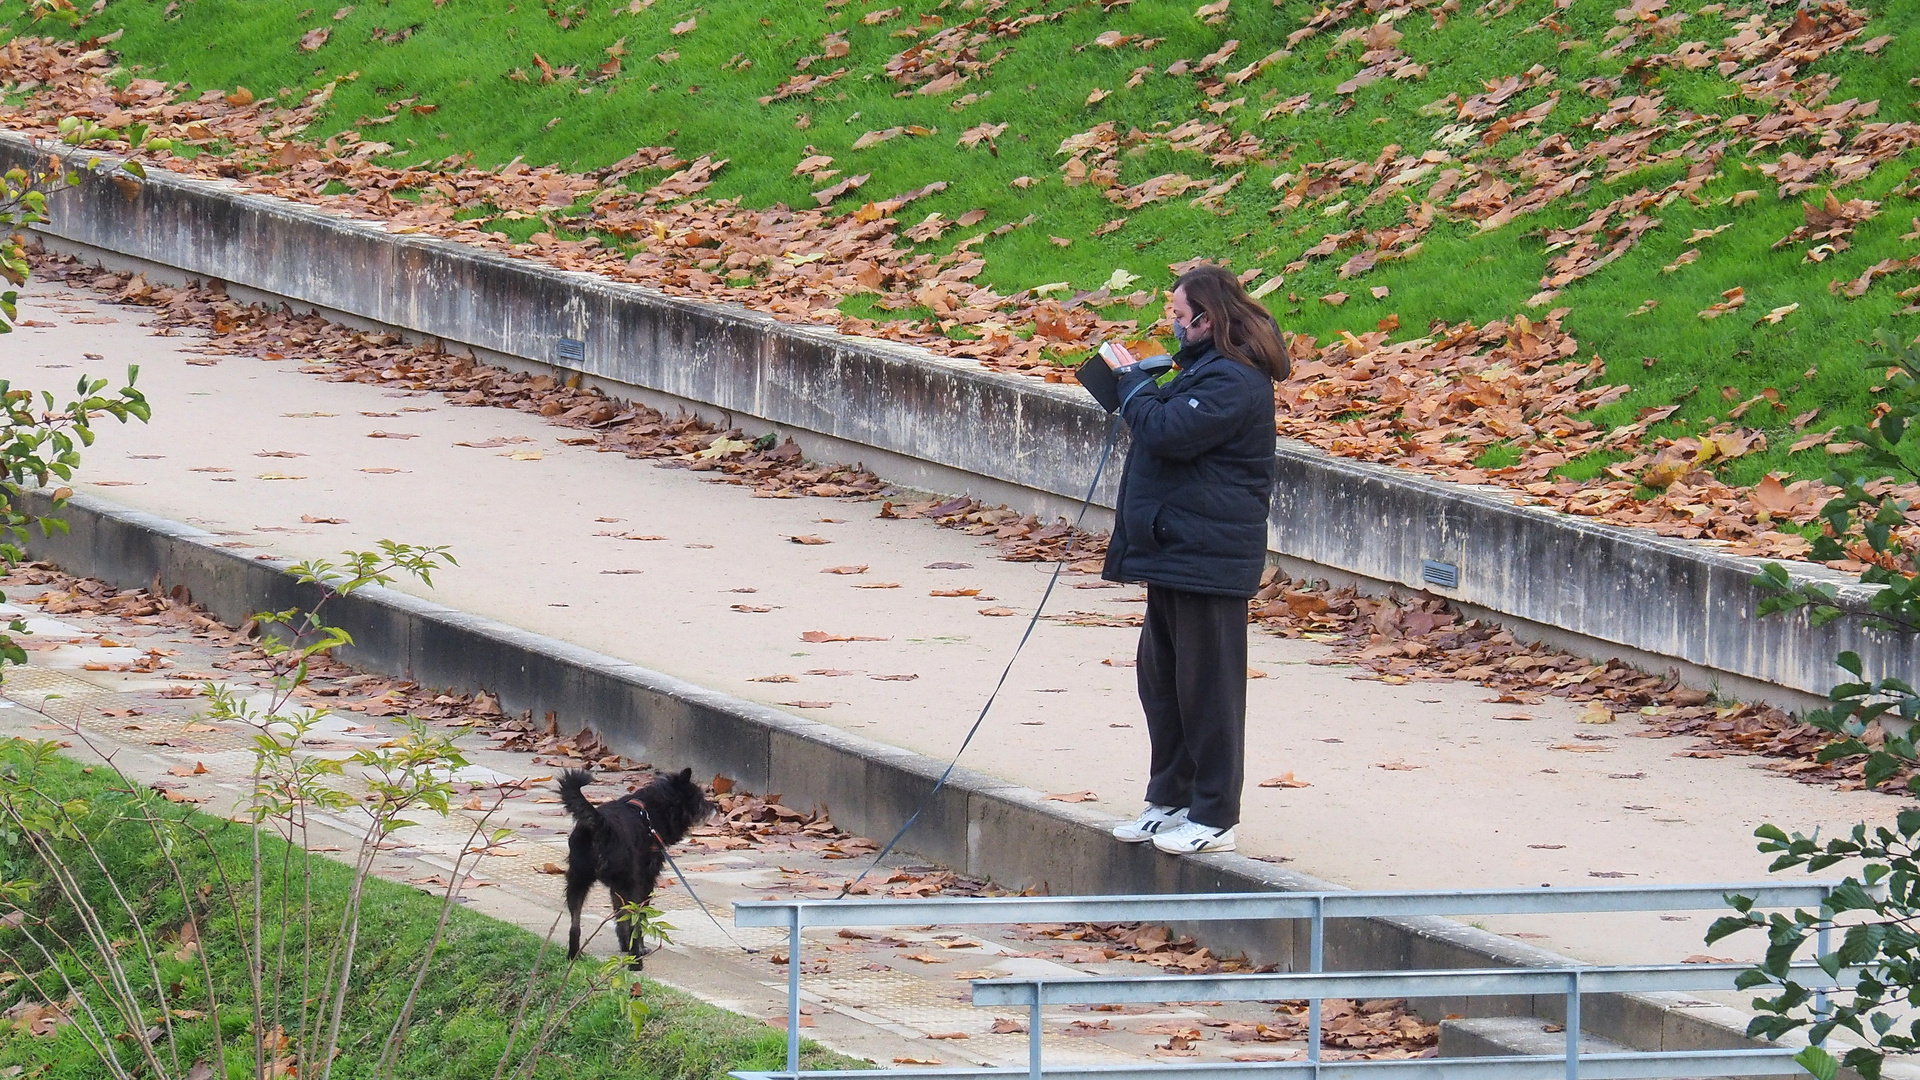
[1075,341,1172,413]
[1076,352,1122,411]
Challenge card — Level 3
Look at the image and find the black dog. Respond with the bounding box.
[558,767,711,965]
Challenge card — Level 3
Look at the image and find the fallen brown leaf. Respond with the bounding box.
[1257,772,1311,788]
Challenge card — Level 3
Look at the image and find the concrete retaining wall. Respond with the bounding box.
[22,488,1789,1063]
[0,129,1901,705]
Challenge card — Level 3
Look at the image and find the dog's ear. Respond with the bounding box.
[677,766,694,783]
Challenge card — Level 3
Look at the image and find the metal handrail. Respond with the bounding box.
[731,883,1840,928]
[734,881,1845,1079]
[732,1049,1808,1080]
[969,961,1850,1006]
[969,962,1848,1080]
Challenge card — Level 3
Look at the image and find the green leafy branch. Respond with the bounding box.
[1727,328,1920,1080]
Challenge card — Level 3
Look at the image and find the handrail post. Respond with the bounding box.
[1814,886,1833,1035]
[1028,983,1043,1080]
[787,907,802,1077]
[1565,970,1581,1080]
[1308,893,1325,1076]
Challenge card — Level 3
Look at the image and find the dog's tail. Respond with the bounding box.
[557,769,602,830]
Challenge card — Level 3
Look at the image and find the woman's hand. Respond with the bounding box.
[1099,341,1136,370]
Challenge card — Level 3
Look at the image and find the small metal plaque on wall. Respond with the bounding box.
[555,337,586,363]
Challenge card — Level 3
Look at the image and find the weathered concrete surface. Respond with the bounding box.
[0,129,1901,705]
[23,485,1813,1066]
[8,275,1899,1070]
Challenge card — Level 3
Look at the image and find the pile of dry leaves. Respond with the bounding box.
[0,998,74,1038]
[1046,1003,1435,1061]
[1016,921,1437,1057]
[0,561,939,863]
[1247,570,1884,791]
[767,862,994,898]
[17,563,214,625]
[1274,309,1884,561]
[880,494,1107,563]
[1019,920,1265,975]
[692,775,890,862]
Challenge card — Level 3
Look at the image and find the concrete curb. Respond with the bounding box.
[0,130,1898,707]
[23,489,1796,1064]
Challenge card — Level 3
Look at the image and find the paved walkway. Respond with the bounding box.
[0,576,1428,1068]
[5,277,1898,977]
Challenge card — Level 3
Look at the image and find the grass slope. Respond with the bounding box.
[0,745,853,1080]
[4,0,1918,485]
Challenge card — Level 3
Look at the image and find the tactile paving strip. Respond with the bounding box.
[2,664,120,707]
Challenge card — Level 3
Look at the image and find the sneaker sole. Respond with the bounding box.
[1153,840,1235,854]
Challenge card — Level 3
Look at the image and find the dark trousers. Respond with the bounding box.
[1137,585,1248,829]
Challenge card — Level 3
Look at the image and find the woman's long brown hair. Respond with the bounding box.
[1173,264,1291,382]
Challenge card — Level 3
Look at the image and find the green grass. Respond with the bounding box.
[4,0,1918,483]
[0,744,855,1080]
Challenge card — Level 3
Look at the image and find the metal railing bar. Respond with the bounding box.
[967,962,1851,1007]
[730,1047,1804,1080]
[1566,970,1581,1080]
[731,883,1842,929]
[734,883,1850,1080]
[786,907,802,1075]
[1307,894,1324,1072]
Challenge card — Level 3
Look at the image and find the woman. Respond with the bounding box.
[1099,264,1289,855]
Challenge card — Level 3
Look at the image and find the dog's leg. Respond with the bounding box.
[609,887,644,969]
[564,855,596,959]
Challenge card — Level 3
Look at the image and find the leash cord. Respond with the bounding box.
[633,800,762,955]
[835,405,1130,898]
[623,385,1133,931]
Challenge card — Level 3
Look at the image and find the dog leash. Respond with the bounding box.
[835,404,1131,898]
[608,388,1130,928]
[628,798,762,955]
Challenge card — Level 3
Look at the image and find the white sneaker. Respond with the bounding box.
[1151,820,1236,854]
[1111,805,1188,843]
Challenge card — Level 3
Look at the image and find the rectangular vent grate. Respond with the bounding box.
[1421,559,1459,590]
[555,337,587,363]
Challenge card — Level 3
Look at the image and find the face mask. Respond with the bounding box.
[1172,313,1201,348]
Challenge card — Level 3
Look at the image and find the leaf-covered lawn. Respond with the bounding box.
[3,0,1918,557]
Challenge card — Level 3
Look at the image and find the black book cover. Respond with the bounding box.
[1075,354,1122,412]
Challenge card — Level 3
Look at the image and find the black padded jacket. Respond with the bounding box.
[1100,345,1278,598]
